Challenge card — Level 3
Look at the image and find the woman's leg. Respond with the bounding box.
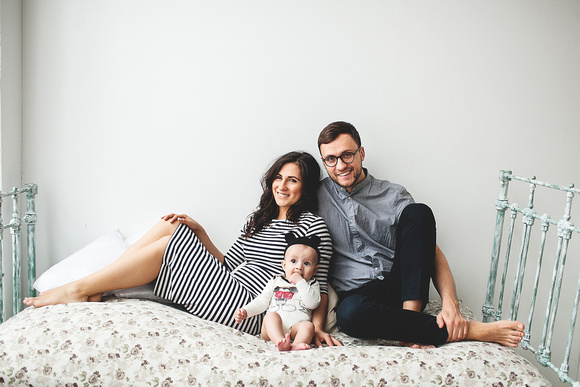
[24,220,179,308]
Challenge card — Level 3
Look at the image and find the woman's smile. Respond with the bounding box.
[272,162,303,219]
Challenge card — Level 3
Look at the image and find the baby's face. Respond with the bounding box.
[282,244,319,281]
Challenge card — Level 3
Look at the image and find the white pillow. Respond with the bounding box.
[33,230,128,293]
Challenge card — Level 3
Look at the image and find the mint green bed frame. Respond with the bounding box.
[0,184,38,323]
[483,171,579,386]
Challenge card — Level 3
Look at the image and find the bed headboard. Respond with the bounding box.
[483,170,580,386]
[0,184,38,323]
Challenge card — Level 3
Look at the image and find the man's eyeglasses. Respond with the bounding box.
[321,147,361,167]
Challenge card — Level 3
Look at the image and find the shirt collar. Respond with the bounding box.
[330,168,370,198]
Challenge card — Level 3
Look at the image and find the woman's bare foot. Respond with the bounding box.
[290,342,312,351]
[88,293,103,302]
[276,334,292,351]
[467,320,525,347]
[23,282,89,308]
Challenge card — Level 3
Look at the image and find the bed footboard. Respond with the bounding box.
[483,170,580,386]
[0,184,38,323]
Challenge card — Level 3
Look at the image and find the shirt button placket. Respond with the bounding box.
[346,195,362,251]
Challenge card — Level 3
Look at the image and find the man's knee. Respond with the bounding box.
[401,203,435,225]
[336,295,374,337]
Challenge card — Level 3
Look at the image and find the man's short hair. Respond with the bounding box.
[317,121,362,151]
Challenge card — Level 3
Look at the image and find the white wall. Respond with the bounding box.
[1,0,22,190]
[20,1,580,384]
[1,0,22,320]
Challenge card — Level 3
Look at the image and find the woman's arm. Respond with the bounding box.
[162,213,225,264]
[311,294,343,347]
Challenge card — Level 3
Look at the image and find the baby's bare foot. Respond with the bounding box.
[276,334,291,351]
[290,342,311,351]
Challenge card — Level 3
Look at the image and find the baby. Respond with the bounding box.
[234,233,321,351]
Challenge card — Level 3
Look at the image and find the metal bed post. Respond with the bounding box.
[10,189,23,316]
[562,267,580,383]
[483,170,511,322]
[24,184,38,298]
[0,184,39,323]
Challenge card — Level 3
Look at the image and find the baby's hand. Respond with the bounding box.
[234,308,247,324]
[288,272,304,284]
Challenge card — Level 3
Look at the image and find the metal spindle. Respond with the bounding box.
[496,204,518,321]
[483,170,511,322]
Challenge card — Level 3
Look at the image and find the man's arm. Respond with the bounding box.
[312,293,343,347]
[432,244,468,342]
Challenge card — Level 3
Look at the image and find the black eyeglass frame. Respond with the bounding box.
[321,147,361,167]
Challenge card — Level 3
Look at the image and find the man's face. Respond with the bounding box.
[319,133,365,193]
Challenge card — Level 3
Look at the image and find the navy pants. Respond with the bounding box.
[335,203,449,346]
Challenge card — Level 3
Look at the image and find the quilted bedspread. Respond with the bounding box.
[0,298,549,386]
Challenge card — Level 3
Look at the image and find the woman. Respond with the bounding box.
[24,151,333,336]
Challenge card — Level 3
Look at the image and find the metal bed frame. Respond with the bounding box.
[0,184,38,323]
[2,175,578,385]
[483,170,580,386]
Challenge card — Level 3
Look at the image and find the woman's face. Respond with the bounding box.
[272,162,303,219]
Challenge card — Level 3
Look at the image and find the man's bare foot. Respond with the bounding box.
[467,320,525,347]
[276,334,291,351]
[23,283,89,308]
[400,341,435,349]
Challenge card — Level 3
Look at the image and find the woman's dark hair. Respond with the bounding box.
[244,151,321,238]
[317,121,362,150]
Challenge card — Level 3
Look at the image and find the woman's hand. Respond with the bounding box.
[161,213,202,233]
[313,329,343,347]
[162,213,225,264]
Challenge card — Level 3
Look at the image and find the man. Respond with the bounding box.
[314,121,524,347]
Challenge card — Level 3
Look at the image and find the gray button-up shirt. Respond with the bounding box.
[317,170,414,293]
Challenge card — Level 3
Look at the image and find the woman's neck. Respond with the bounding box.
[277,208,288,220]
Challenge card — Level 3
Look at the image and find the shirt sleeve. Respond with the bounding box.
[296,279,321,310]
[395,186,415,219]
[242,278,275,318]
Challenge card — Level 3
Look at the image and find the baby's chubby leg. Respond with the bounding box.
[261,312,291,351]
[289,321,315,351]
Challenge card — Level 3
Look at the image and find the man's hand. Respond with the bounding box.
[436,300,468,342]
[313,329,343,348]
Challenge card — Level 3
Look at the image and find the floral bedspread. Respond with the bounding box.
[0,298,549,386]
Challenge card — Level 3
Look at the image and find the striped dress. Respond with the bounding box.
[154,211,332,335]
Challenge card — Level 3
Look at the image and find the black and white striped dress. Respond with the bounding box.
[154,211,332,335]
